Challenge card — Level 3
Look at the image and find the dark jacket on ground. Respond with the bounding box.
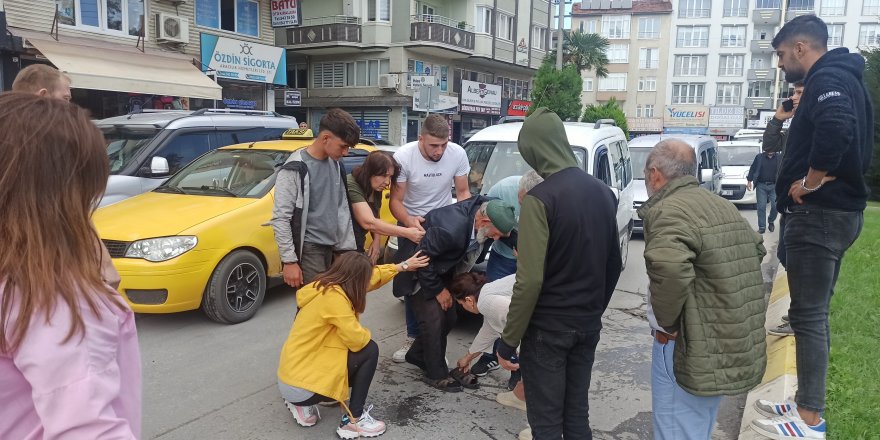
[775,47,874,212]
[638,176,767,396]
[499,108,623,359]
[747,153,781,184]
[762,117,788,154]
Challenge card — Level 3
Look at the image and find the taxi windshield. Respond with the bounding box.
[158,149,290,198]
[103,126,161,174]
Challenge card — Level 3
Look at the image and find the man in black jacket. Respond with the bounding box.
[750,15,873,440]
[746,150,781,233]
[401,196,517,392]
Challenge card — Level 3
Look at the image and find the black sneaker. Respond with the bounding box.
[470,356,500,377]
[768,222,775,232]
[758,228,765,234]
[508,370,522,391]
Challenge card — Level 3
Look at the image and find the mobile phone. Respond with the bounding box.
[782,99,794,112]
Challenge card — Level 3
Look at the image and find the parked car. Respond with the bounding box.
[463,119,635,267]
[93,130,391,324]
[99,109,297,207]
[718,140,762,205]
[733,128,765,141]
[628,134,722,234]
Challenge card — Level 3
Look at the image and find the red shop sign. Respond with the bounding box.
[508,100,532,117]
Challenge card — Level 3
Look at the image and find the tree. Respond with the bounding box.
[548,32,610,77]
[863,48,880,200]
[581,97,629,139]
[529,59,583,121]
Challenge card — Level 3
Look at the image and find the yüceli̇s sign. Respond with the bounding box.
[460,80,502,115]
[271,0,301,27]
[200,34,287,85]
[507,100,532,117]
[663,105,710,127]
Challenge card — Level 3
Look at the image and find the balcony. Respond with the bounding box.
[752,9,781,24]
[678,8,711,18]
[751,39,774,53]
[747,68,776,81]
[745,96,773,109]
[638,32,661,39]
[284,16,361,48]
[409,15,475,55]
[785,8,815,21]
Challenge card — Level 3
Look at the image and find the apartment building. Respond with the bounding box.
[0,0,289,117]
[274,0,551,144]
[572,0,674,136]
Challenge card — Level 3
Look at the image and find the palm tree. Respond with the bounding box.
[559,31,610,78]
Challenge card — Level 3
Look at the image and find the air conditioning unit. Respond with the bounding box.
[379,74,399,89]
[747,108,759,116]
[156,13,189,43]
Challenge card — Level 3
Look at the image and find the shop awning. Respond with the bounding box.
[27,38,222,100]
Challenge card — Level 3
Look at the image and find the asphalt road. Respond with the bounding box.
[136,206,777,440]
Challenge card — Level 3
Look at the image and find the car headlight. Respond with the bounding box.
[125,236,198,262]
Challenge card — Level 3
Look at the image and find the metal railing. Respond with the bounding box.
[638,31,660,39]
[719,68,744,76]
[411,14,475,32]
[639,60,660,69]
[723,7,748,16]
[676,38,709,47]
[678,8,711,18]
[301,15,362,26]
[721,37,747,47]
[601,31,631,39]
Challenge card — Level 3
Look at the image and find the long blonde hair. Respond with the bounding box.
[0,93,116,353]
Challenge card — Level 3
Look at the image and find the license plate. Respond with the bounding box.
[721,190,734,196]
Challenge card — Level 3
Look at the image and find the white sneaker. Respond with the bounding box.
[285,401,320,427]
[751,412,826,439]
[754,399,797,418]
[518,426,532,440]
[496,391,527,411]
[337,404,387,439]
[392,337,414,363]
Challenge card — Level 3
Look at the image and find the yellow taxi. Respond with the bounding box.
[94,129,393,323]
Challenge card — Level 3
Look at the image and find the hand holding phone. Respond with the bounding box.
[782,99,794,112]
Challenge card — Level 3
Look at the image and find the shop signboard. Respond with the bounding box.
[410,75,436,90]
[507,100,532,117]
[663,105,709,128]
[284,90,301,106]
[709,106,745,128]
[747,110,790,129]
[460,80,502,115]
[413,94,458,114]
[271,0,302,27]
[200,34,287,85]
[663,127,708,135]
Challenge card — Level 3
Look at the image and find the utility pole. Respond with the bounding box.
[555,0,564,69]
[771,0,789,107]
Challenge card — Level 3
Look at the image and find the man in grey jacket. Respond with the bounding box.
[271,109,361,287]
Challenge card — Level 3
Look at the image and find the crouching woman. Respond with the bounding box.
[277,251,427,438]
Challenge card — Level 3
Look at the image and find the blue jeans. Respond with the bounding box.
[755,182,778,230]
[485,248,517,282]
[652,339,723,440]
[520,328,600,440]
[784,204,863,412]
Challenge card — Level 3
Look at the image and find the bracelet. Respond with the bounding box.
[801,177,822,192]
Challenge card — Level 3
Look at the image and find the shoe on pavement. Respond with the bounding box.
[759,228,766,234]
[768,323,795,337]
[337,404,386,439]
[496,391,527,411]
[392,337,414,363]
[768,222,775,232]
[751,413,826,439]
[286,401,320,427]
[470,357,500,377]
[518,426,532,440]
[754,399,797,418]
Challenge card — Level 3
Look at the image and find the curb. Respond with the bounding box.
[739,267,798,439]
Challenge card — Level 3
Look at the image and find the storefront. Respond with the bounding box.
[198,34,287,111]
[459,80,502,144]
[663,105,710,136]
[628,117,663,138]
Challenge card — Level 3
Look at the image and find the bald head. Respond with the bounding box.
[646,139,697,180]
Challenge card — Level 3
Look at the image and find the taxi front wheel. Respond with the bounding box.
[202,250,267,324]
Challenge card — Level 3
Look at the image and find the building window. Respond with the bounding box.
[476,6,492,33]
[860,24,880,47]
[676,26,709,47]
[723,0,748,16]
[313,59,390,88]
[755,0,780,8]
[788,0,814,10]
[579,20,597,34]
[820,0,846,15]
[864,0,880,15]
[716,83,742,105]
[674,55,707,76]
[56,0,146,36]
[636,105,643,117]
[719,54,744,76]
[672,83,705,104]
[639,48,659,69]
[532,26,547,50]
[367,0,391,21]
[496,76,531,100]
[195,0,259,36]
[583,78,594,91]
[638,76,657,91]
[721,26,747,47]
[644,104,655,117]
[606,44,629,63]
[601,15,630,39]
[748,80,772,97]
[497,13,513,41]
[638,17,660,39]
[287,63,308,88]
[827,24,844,47]
[598,73,627,91]
[679,0,711,17]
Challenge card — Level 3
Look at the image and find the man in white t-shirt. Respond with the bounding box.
[390,114,471,363]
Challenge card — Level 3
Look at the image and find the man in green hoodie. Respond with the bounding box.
[497,108,623,440]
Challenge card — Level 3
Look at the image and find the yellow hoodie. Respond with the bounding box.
[277,264,398,402]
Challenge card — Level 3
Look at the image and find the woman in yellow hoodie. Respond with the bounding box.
[278,251,428,438]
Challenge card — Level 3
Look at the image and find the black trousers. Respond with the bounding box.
[293,340,379,418]
[405,292,457,380]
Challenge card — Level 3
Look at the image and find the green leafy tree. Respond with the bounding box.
[581,97,630,139]
[529,59,583,121]
[863,48,880,200]
[548,32,610,77]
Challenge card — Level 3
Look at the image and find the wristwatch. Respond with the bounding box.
[401,261,409,271]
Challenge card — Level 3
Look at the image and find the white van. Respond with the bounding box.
[464,120,635,266]
[98,109,297,207]
[628,134,722,233]
[718,140,763,205]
